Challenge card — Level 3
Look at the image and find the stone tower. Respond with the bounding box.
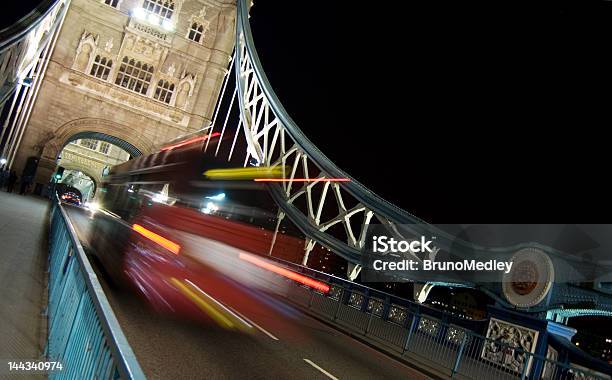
[12,0,235,187]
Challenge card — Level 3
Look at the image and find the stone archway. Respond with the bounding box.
[59,164,100,191]
[62,132,143,158]
[59,167,98,201]
[35,117,156,184]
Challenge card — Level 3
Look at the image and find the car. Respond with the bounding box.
[60,191,82,205]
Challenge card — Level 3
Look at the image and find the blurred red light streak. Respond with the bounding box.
[253,178,350,183]
[239,253,330,293]
[161,132,221,151]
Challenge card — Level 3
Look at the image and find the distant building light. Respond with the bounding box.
[162,19,173,30]
[152,192,168,203]
[201,201,219,214]
[205,193,225,201]
[148,13,160,25]
[132,7,146,20]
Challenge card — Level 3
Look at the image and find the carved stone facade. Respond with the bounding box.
[12,0,235,185]
[481,317,539,375]
[59,139,131,188]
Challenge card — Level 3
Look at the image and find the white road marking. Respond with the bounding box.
[184,279,280,341]
[303,359,339,380]
[229,307,280,341]
[183,279,252,328]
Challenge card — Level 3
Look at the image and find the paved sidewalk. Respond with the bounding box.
[0,192,48,374]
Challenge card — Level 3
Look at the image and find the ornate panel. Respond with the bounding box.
[387,304,408,326]
[327,285,342,300]
[446,325,467,345]
[481,317,539,375]
[541,345,558,380]
[347,291,364,310]
[417,316,440,337]
[60,72,187,125]
[366,297,384,317]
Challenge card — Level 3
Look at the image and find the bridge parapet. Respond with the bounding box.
[261,254,612,380]
[48,198,144,379]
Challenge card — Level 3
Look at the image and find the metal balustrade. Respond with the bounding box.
[47,199,145,379]
[205,1,612,317]
[263,254,610,380]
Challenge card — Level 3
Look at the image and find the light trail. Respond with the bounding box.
[132,224,181,255]
[238,253,330,293]
[253,178,350,183]
[160,132,221,151]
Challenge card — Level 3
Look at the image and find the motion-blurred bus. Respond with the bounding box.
[89,131,329,321]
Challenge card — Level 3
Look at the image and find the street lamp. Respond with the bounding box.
[0,158,7,166]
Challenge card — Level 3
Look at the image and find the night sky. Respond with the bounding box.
[2,1,46,30]
[250,0,612,223]
[3,1,612,222]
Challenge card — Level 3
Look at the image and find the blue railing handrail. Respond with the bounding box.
[263,253,488,325]
[53,198,146,379]
[267,253,612,378]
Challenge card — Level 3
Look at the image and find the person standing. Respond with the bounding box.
[6,170,18,193]
[0,166,7,190]
[19,175,32,195]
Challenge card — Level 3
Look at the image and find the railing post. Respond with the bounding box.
[520,353,529,380]
[307,287,315,308]
[403,312,419,353]
[332,287,343,321]
[451,333,467,378]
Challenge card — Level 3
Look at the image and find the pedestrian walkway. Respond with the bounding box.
[0,192,48,372]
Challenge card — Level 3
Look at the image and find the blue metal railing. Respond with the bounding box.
[47,198,145,379]
[261,254,612,379]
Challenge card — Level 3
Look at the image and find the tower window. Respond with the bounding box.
[99,142,111,154]
[188,23,204,43]
[89,55,113,80]
[103,0,120,8]
[142,0,174,20]
[154,80,174,104]
[115,56,154,96]
[80,139,99,151]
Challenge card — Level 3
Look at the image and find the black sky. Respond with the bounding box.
[2,1,46,30]
[249,0,612,223]
[4,1,612,222]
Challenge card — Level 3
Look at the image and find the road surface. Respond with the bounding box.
[65,205,430,380]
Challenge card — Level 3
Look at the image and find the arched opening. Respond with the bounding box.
[56,169,97,202]
[59,131,143,159]
[33,119,155,195]
[54,132,138,199]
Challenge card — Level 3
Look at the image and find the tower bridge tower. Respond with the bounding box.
[11,0,235,189]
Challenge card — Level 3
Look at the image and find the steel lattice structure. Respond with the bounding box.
[199,0,612,316]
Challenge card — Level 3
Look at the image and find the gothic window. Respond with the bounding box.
[80,139,99,150]
[154,80,174,104]
[89,55,113,80]
[188,23,204,43]
[103,0,119,7]
[99,142,111,154]
[142,0,174,20]
[115,56,154,95]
